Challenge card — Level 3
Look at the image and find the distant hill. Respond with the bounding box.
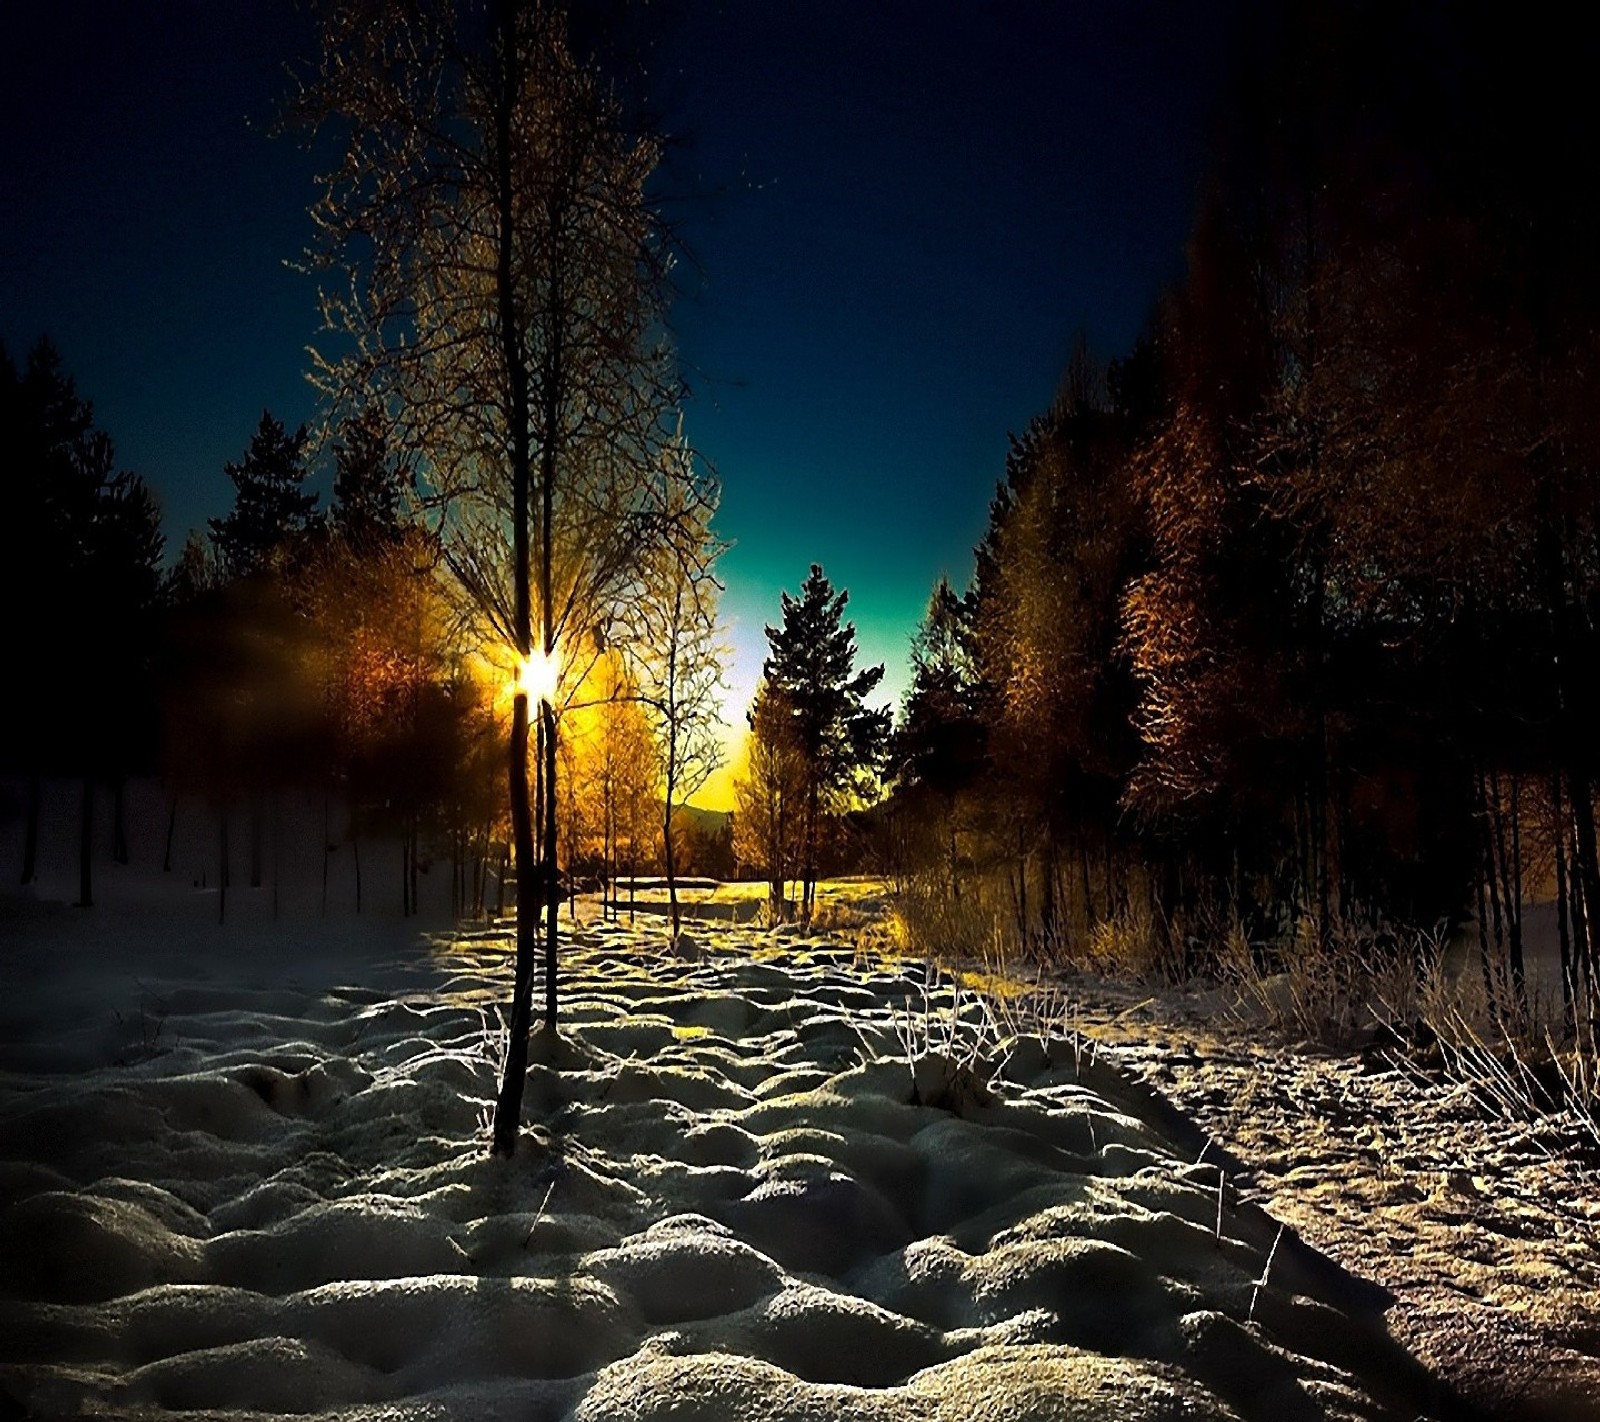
[675,804,731,837]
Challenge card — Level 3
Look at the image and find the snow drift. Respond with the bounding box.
[0,909,1460,1419]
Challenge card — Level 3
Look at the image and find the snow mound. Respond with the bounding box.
[1,918,1453,1420]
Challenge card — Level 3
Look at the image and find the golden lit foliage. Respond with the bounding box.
[299,529,457,760]
[731,682,806,891]
[557,649,661,879]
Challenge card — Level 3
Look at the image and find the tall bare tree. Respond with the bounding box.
[296,0,681,1155]
[627,432,728,940]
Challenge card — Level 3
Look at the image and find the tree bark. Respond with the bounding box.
[77,777,94,908]
[1553,773,1575,1029]
[543,696,559,1031]
[112,778,129,865]
[489,0,541,1157]
[664,723,680,940]
[20,772,40,886]
[492,693,537,1157]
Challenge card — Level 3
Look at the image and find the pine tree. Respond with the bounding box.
[761,564,890,922]
[893,577,986,901]
[331,406,405,548]
[897,576,984,796]
[2,339,163,895]
[209,411,317,580]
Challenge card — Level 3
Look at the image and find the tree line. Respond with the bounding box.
[885,1,1600,1034]
[5,0,742,1157]
[3,354,733,922]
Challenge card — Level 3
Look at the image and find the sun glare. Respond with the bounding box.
[513,648,560,707]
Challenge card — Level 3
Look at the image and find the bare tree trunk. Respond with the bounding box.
[1486,768,1522,1008]
[250,797,264,889]
[492,694,538,1157]
[1474,848,1495,1018]
[489,0,541,1155]
[1478,768,1506,956]
[77,777,94,908]
[219,811,229,926]
[1554,774,1575,1030]
[664,747,680,941]
[1573,828,1593,1015]
[163,793,177,873]
[543,698,559,1031]
[20,772,40,886]
[803,779,819,925]
[112,778,129,865]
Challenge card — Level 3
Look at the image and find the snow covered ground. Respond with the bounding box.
[0,888,1494,1422]
[1064,976,1600,1422]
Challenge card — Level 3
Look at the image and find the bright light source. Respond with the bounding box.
[514,647,559,707]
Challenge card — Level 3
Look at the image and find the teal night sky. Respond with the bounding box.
[1,1,1232,776]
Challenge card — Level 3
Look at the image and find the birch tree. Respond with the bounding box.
[627,435,728,940]
[296,0,680,1156]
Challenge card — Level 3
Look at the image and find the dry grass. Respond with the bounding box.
[1398,955,1600,1157]
[1083,904,1186,984]
[887,873,1012,964]
[886,865,1600,1157]
[1217,916,1391,1047]
[1215,913,1600,1156]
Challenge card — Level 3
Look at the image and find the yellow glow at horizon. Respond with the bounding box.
[513,647,560,707]
[694,723,745,812]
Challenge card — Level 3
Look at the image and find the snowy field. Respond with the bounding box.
[0,891,1478,1422]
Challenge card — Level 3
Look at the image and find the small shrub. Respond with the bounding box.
[888,872,1011,963]
[1085,904,1185,984]
[1222,916,1422,1048]
[808,899,869,935]
[1403,945,1600,1155]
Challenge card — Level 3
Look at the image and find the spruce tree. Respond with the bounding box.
[2,339,163,894]
[330,406,405,548]
[762,564,890,921]
[209,411,317,580]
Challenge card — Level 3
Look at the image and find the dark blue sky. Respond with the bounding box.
[2,0,1232,749]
